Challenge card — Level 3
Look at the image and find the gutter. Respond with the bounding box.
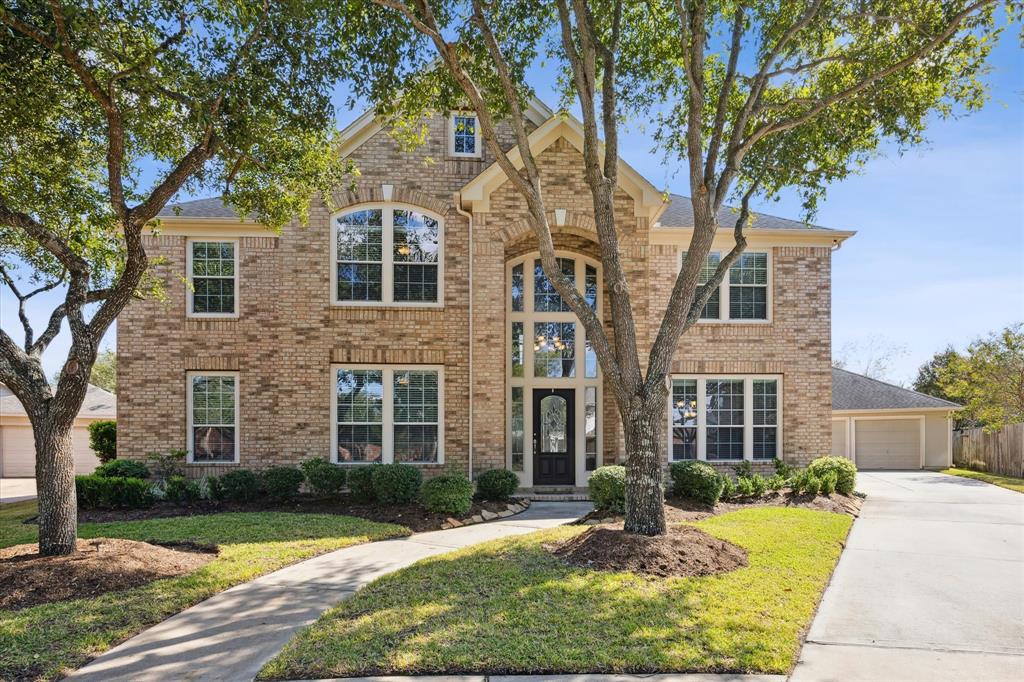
[454,193,475,480]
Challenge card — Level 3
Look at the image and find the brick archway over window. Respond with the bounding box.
[500,211,598,245]
[331,184,450,218]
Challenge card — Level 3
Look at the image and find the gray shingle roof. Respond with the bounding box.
[659,193,834,231]
[157,197,247,219]
[832,368,960,411]
[0,384,116,419]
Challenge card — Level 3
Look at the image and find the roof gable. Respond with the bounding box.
[832,368,960,411]
[0,384,116,419]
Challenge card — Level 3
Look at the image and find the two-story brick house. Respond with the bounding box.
[117,99,854,488]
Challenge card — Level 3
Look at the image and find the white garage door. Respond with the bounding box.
[0,424,101,477]
[855,419,921,469]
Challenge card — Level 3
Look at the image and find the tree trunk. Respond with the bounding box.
[34,417,78,556]
[622,396,667,536]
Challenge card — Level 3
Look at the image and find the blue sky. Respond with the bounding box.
[2,16,1022,386]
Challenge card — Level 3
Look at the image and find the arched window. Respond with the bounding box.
[331,205,443,305]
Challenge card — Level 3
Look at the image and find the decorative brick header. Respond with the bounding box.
[183,355,242,370]
[330,347,446,364]
[329,183,450,217]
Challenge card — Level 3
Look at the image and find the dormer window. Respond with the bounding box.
[450,112,480,158]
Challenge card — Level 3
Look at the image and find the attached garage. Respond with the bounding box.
[832,369,959,470]
[0,384,116,477]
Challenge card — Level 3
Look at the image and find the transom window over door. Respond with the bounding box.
[668,376,781,461]
[333,205,443,306]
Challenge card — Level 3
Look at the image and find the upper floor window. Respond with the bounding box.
[333,205,442,306]
[187,240,237,317]
[450,112,481,157]
[679,250,770,321]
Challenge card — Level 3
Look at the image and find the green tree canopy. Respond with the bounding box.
[938,324,1024,430]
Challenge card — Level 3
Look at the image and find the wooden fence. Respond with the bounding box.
[953,423,1024,478]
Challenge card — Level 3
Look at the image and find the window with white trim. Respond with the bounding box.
[450,112,480,157]
[333,206,442,305]
[333,365,443,464]
[187,372,239,463]
[679,250,770,321]
[668,376,781,461]
[188,240,237,317]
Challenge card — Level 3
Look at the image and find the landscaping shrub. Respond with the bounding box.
[736,476,755,497]
[767,473,786,491]
[588,465,626,512]
[198,475,223,501]
[371,463,422,504]
[732,460,754,479]
[773,457,795,479]
[803,474,822,496]
[76,475,154,509]
[220,469,262,503]
[347,466,376,502]
[476,468,519,501]
[301,458,347,497]
[670,461,725,506]
[87,420,117,463]
[820,471,838,495]
[165,475,201,504]
[719,474,736,500]
[261,467,305,502]
[750,473,769,497]
[807,456,857,495]
[147,449,186,482]
[94,459,149,480]
[420,474,475,516]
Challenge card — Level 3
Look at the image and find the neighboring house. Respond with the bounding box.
[118,99,857,488]
[0,383,116,477]
[831,368,959,469]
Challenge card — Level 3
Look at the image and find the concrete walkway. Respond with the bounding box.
[0,477,37,503]
[69,501,592,682]
[791,470,1024,682]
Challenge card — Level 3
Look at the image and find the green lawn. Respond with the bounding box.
[0,500,408,681]
[942,467,1024,493]
[260,507,852,679]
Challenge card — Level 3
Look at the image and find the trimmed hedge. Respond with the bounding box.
[76,475,153,509]
[807,456,857,494]
[301,458,347,497]
[371,463,422,504]
[165,475,201,504]
[476,468,519,501]
[94,459,149,480]
[347,466,376,502]
[220,469,262,503]
[421,474,475,516]
[670,461,724,506]
[87,420,117,463]
[261,467,305,502]
[589,465,626,512]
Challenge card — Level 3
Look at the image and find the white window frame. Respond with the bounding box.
[186,370,240,465]
[666,375,783,462]
[677,249,772,323]
[329,204,445,308]
[449,111,482,158]
[186,238,239,319]
[330,364,445,465]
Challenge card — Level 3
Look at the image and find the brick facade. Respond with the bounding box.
[118,111,837,482]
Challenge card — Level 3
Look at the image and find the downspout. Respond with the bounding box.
[454,193,474,480]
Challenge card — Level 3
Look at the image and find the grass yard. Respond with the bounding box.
[942,467,1024,493]
[0,500,408,681]
[260,507,852,679]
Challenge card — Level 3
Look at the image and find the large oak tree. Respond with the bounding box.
[345,0,1012,534]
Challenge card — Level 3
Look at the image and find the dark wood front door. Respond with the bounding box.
[533,388,575,486]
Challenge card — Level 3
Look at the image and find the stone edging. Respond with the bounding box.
[440,499,532,530]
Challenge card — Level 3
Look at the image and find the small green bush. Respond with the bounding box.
[476,468,519,501]
[87,420,117,463]
[301,458,348,497]
[165,475,201,504]
[94,459,149,479]
[220,469,261,503]
[670,461,725,506]
[750,473,769,497]
[371,463,423,504]
[807,456,857,495]
[803,473,822,496]
[147,449,186,482]
[261,467,305,502]
[347,466,376,502]
[589,465,626,512]
[199,475,223,501]
[76,475,153,509]
[767,473,786,491]
[421,474,475,516]
[820,471,838,495]
[736,476,755,497]
[732,460,754,479]
[719,475,736,500]
[773,457,795,479]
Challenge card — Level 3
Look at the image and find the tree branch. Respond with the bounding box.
[0,265,63,349]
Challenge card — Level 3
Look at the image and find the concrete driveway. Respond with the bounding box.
[791,470,1024,681]
[0,478,37,503]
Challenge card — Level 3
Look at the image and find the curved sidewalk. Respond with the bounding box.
[69,501,592,682]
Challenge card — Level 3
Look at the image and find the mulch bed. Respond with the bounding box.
[548,524,748,578]
[577,490,863,525]
[0,538,217,610]
[73,497,516,533]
